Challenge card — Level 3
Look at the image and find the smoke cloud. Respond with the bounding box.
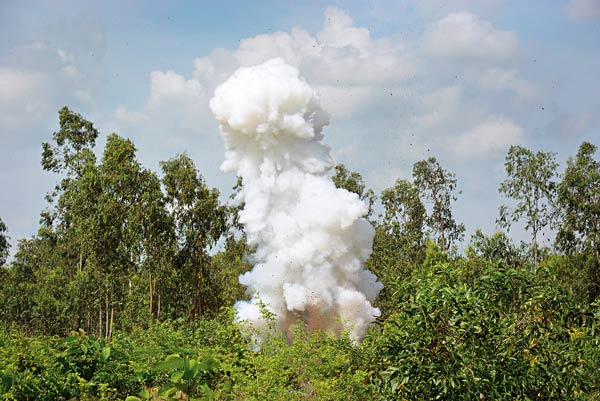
[210,58,382,342]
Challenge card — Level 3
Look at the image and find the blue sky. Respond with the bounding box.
[1,0,600,256]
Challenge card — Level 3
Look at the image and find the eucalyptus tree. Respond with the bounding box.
[367,179,426,314]
[34,107,104,333]
[556,142,600,264]
[41,107,100,271]
[412,157,465,253]
[36,108,173,334]
[160,153,229,319]
[94,134,169,332]
[498,146,558,267]
[379,179,426,267]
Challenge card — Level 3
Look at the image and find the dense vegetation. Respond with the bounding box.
[0,107,599,400]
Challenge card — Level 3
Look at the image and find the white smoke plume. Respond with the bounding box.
[210,58,382,342]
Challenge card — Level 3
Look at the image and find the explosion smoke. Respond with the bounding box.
[210,58,382,342]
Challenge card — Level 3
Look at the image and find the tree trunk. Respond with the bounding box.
[149,271,153,319]
[532,228,538,272]
[105,291,109,338]
[109,306,114,338]
[157,290,161,320]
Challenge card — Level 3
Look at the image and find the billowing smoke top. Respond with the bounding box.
[210,58,382,342]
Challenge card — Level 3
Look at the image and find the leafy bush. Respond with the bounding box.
[370,262,600,400]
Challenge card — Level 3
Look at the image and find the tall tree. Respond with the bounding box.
[498,145,557,267]
[367,179,426,313]
[160,153,229,319]
[412,157,465,253]
[36,108,174,334]
[40,106,100,273]
[37,107,103,334]
[556,142,600,265]
[379,179,426,266]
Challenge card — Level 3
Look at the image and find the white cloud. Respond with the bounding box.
[129,7,418,125]
[414,86,463,128]
[315,85,375,120]
[148,70,204,109]
[566,0,600,21]
[114,5,532,170]
[114,106,149,126]
[0,67,48,130]
[477,68,537,100]
[424,12,517,60]
[235,28,318,68]
[451,117,524,159]
[57,48,74,63]
[146,70,210,130]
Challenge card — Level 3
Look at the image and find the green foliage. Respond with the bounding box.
[0,369,14,395]
[413,157,465,253]
[160,153,230,319]
[467,229,524,268]
[0,218,9,267]
[498,145,558,266]
[380,178,426,266]
[545,252,600,304]
[41,106,99,176]
[371,261,600,400]
[146,352,218,400]
[367,179,426,313]
[557,142,600,267]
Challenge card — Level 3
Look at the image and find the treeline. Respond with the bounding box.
[0,107,599,399]
[0,107,250,336]
[0,107,599,333]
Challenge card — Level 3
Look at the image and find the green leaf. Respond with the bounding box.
[159,385,178,397]
[102,346,111,361]
[199,353,219,372]
[155,354,184,372]
[171,370,184,383]
[182,358,198,381]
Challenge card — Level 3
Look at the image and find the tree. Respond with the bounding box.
[94,133,169,332]
[467,230,522,268]
[379,179,426,266]
[556,142,600,265]
[33,108,175,334]
[160,153,229,319]
[367,179,426,314]
[332,164,376,220]
[412,157,465,253]
[498,146,557,267]
[0,218,9,266]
